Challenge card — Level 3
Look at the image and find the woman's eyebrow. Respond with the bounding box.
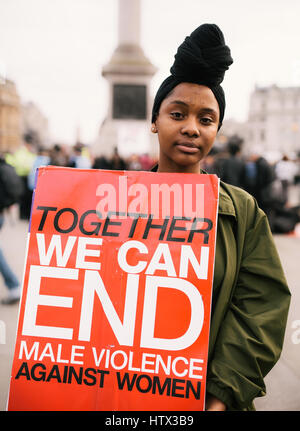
[168,100,189,107]
[168,100,217,115]
[201,108,218,116]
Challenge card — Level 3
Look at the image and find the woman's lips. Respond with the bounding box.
[175,142,199,153]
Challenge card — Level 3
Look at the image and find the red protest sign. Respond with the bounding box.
[7,166,219,411]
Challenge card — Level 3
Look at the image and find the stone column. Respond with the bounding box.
[118,0,140,46]
[93,0,157,159]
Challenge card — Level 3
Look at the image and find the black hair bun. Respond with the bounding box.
[170,23,233,87]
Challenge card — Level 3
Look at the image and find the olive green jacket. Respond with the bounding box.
[207,181,291,410]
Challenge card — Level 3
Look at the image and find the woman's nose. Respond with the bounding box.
[180,117,200,137]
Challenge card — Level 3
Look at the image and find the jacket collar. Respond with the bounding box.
[200,169,236,219]
[219,183,236,218]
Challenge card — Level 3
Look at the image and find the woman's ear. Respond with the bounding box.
[151,124,157,133]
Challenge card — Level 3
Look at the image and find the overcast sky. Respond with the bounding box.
[1,0,300,145]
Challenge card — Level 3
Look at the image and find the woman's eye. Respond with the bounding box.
[170,112,184,119]
[200,117,213,124]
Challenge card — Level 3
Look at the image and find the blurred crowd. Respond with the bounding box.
[1,140,157,221]
[200,136,300,234]
[1,135,300,233]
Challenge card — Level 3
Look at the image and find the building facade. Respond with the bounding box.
[247,84,300,158]
[21,101,49,148]
[220,84,300,161]
[0,78,21,152]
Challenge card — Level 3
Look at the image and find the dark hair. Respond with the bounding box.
[152,24,233,129]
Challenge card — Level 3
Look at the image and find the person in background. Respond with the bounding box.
[139,153,154,171]
[0,216,20,305]
[275,154,298,205]
[27,147,50,192]
[0,154,22,304]
[214,137,246,188]
[92,155,112,170]
[68,143,91,169]
[110,147,127,170]
[243,147,277,228]
[6,140,36,220]
[49,144,68,167]
[127,153,142,171]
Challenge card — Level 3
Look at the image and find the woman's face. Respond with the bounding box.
[153,82,220,174]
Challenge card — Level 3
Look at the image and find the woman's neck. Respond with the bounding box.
[157,162,201,174]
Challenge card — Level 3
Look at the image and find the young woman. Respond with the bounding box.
[150,24,291,411]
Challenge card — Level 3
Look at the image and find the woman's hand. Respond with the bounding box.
[205,395,227,411]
